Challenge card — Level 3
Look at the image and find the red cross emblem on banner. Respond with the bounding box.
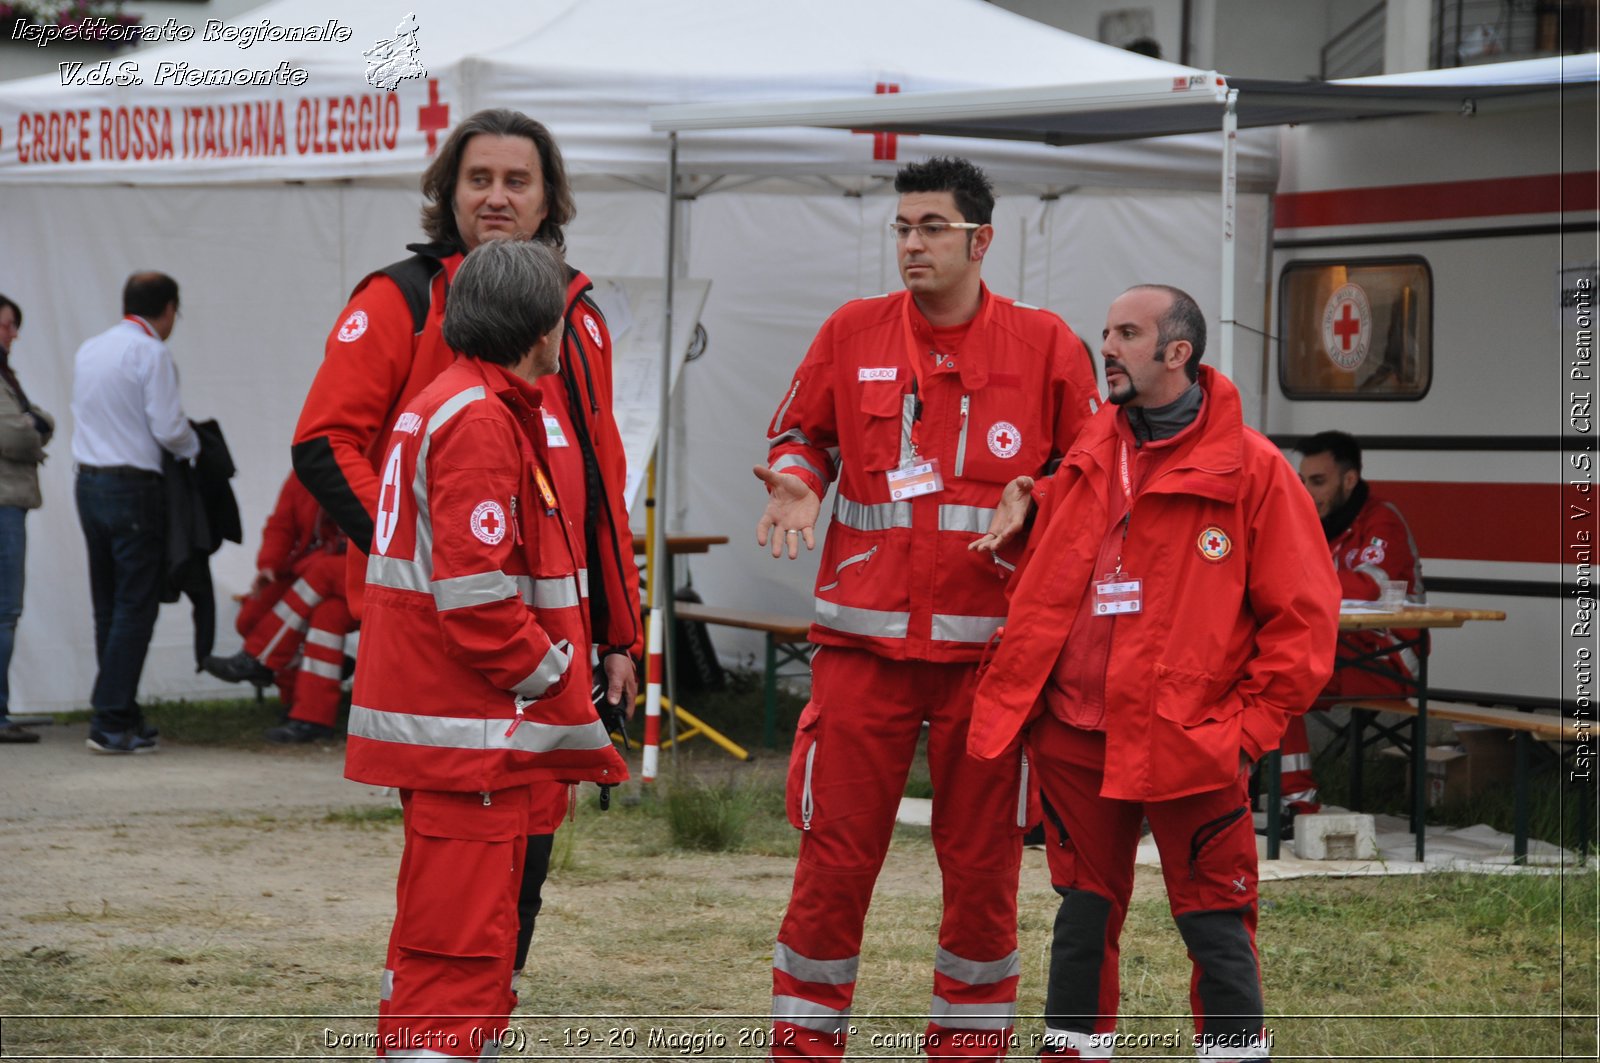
[852,83,916,161]
[418,78,450,154]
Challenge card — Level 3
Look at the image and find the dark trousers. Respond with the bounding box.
[75,468,165,732]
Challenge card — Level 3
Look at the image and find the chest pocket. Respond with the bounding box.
[856,379,909,473]
[955,386,1045,483]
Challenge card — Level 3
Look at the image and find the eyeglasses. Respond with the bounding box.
[888,221,982,241]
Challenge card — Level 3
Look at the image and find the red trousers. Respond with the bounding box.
[773,647,1027,1061]
[236,551,352,728]
[377,786,530,1060]
[1030,715,1269,1062]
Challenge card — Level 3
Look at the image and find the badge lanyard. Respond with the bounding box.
[1093,440,1142,615]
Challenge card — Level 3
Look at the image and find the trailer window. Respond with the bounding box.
[1278,258,1432,400]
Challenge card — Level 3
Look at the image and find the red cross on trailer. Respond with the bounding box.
[1332,301,1361,351]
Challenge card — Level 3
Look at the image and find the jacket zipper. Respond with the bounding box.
[505,694,530,739]
[817,545,877,592]
[509,495,524,545]
[954,394,971,477]
[1016,750,1030,829]
[773,379,801,434]
[800,742,817,830]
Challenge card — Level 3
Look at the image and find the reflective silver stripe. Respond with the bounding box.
[380,967,394,1002]
[514,575,583,610]
[345,629,359,657]
[511,640,571,698]
[367,553,430,593]
[427,385,486,434]
[817,547,876,593]
[770,427,815,448]
[930,613,1005,643]
[348,705,613,754]
[576,568,589,597]
[771,453,828,482]
[1280,753,1313,774]
[774,943,859,985]
[288,577,324,610]
[814,599,909,639]
[772,995,850,1035]
[899,393,917,467]
[306,628,344,650]
[1041,1027,1113,1059]
[433,571,520,611]
[929,995,1016,1030]
[406,386,485,588]
[1282,787,1319,805]
[936,947,1021,987]
[300,657,343,681]
[271,599,307,630]
[938,504,993,535]
[833,495,912,532]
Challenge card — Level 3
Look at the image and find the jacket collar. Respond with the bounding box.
[1071,365,1245,504]
[899,283,999,391]
[455,356,545,414]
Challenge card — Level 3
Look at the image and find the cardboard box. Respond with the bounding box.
[1380,727,1516,807]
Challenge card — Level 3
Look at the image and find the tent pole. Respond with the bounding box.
[1220,88,1238,380]
[643,132,680,783]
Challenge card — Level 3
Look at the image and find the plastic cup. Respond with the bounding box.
[1378,580,1407,611]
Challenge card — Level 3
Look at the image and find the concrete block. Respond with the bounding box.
[1292,812,1378,861]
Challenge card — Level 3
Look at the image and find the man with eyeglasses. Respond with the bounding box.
[754,156,1099,1060]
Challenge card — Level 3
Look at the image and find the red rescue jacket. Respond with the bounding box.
[967,368,1340,802]
[1324,485,1426,695]
[257,472,345,580]
[344,357,628,793]
[766,285,1099,663]
[292,246,641,657]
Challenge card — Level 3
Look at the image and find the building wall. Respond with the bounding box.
[990,0,1392,78]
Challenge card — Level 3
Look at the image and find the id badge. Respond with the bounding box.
[886,458,944,501]
[1092,573,1142,616]
[543,412,570,448]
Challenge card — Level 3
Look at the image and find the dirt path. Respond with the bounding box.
[0,723,399,958]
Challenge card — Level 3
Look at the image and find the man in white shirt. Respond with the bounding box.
[72,272,198,754]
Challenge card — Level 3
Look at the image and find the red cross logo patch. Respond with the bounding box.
[986,420,1022,459]
[1197,525,1231,562]
[337,309,369,343]
[1320,282,1371,371]
[583,313,603,349]
[471,499,507,545]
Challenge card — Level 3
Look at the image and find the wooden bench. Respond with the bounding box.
[671,602,812,749]
[1267,696,1590,863]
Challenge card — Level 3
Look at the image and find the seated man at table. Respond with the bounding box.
[1278,430,1426,814]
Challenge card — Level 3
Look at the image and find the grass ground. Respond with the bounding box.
[6,683,1595,1060]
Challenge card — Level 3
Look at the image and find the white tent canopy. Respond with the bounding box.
[0,0,1276,711]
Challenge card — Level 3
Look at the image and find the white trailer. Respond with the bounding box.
[1263,84,1596,710]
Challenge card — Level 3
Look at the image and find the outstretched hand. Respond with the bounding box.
[754,465,821,559]
[969,476,1036,554]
